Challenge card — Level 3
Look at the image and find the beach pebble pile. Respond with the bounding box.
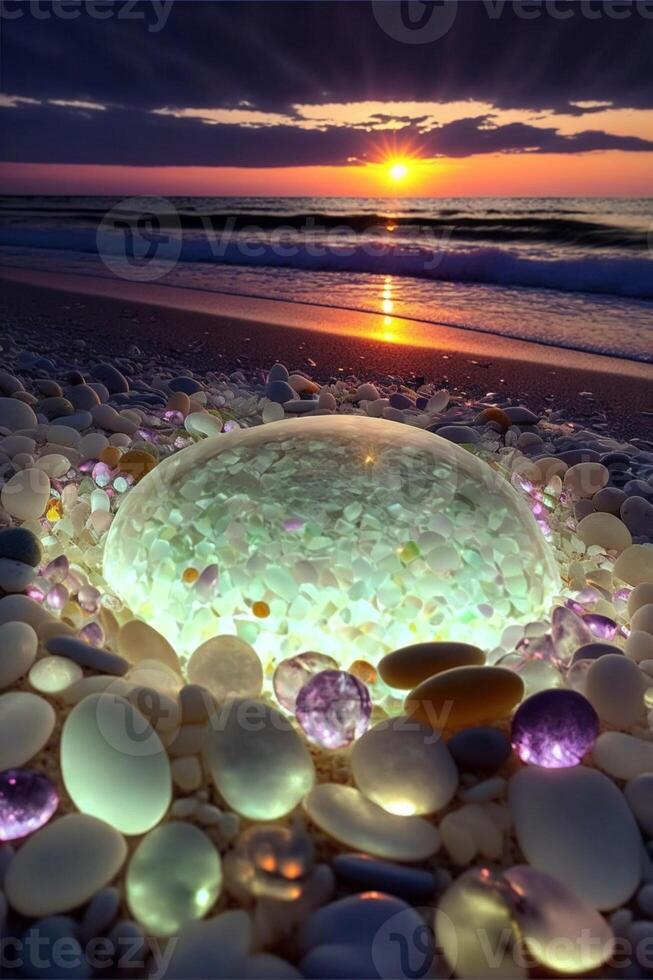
[0,337,652,978]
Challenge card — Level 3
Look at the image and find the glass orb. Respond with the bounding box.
[511,689,599,768]
[104,417,560,661]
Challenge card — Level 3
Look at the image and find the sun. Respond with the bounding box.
[388,161,409,182]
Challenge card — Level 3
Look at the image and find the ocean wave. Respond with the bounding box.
[0,209,648,249]
[1,226,653,300]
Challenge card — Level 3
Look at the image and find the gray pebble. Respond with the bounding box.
[79,886,121,944]
[433,425,479,445]
[91,364,129,394]
[593,487,627,515]
[0,527,42,566]
[266,380,296,404]
[45,636,129,676]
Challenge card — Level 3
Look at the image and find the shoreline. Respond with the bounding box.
[1,265,652,441]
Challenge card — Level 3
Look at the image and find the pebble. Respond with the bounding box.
[571,640,623,663]
[66,384,100,411]
[206,699,315,819]
[626,630,653,663]
[303,784,439,861]
[630,584,653,618]
[585,654,645,728]
[117,619,180,672]
[622,496,653,537]
[168,375,203,395]
[577,512,632,552]
[614,544,653,587]
[29,655,83,694]
[406,666,524,730]
[0,594,51,629]
[4,813,127,916]
[633,604,653,636]
[0,527,41,567]
[266,380,296,404]
[447,726,512,771]
[0,557,36,593]
[351,716,458,815]
[0,691,55,769]
[36,452,71,478]
[332,853,436,900]
[626,774,653,836]
[126,821,221,937]
[1,467,50,520]
[0,396,37,431]
[0,621,38,688]
[79,886,121,944]
[179,683,215,723]
[435,425,479,445]
[161,909,252,980]
[593,731,653,780]
[378,641,485,690]
[563,462,609,498]
[45,635,129,675]
[593,486,627,514]
[60,692,172,834]
[91,363,129,394]
[187,635,263,702]
[509,765,642,909]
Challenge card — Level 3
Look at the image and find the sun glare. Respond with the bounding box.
[388,161,409,182]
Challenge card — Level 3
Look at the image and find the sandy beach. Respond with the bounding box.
[2,266,652,443]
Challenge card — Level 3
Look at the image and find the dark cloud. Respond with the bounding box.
[1,0,652,166]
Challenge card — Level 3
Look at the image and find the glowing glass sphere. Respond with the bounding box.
[103,417,559,662]
[511,689,599,768]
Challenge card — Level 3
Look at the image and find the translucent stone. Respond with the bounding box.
[583,613,618,641]
[186,635,263,703]
[511,690,599,768]
[436,868,526,979]
[126,821,222,937]
[206,699,315,820]
[29,655,83,694]
[60,692,172,835]
[303,783,439,862]
[273,652,338,712]
[351,716,458,815]
[551,607,593,663]
[295,670,371,749]
[503,865,615,974]
[0,769,58,841]
[104,417,560,660]
[226,823,314,900]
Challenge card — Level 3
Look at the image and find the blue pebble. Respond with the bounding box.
[266,380,296,404]
[389,393,413,410]
[168,376,203,395]
[448,726,511,771]
[268,363,290,382]
[333,853,436,900]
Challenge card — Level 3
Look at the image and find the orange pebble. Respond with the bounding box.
[99,446,122,468]
[252,601,270,619]
[183,567,199,583]
[119,450,157,481]
[474,407,512,432]
[349,659,378,685]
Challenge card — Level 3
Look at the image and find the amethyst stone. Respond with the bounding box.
[511,689,599,768]
[0,769,59,840]
[295,669,371,749]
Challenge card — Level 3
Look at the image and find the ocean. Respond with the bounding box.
[1,195,652,363]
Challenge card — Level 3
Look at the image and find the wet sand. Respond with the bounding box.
[1,266,651,441]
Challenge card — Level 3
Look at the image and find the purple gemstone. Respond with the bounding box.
[273,652,338,713]
[582,613,618,641]
[0,769,59,841]
[511,689,599,768]
[551,606,593,663]
[515,633,557,663]
[79,621,105,647]
[295,669,371,749]
[43,554,69,584]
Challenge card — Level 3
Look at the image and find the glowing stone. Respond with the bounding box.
[103,417,559,660]
[511,690,599,768]
[126,821,222,937]
[0,769,58,840]
[296,670,371,749]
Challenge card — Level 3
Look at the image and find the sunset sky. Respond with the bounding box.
[2,1,653,197]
